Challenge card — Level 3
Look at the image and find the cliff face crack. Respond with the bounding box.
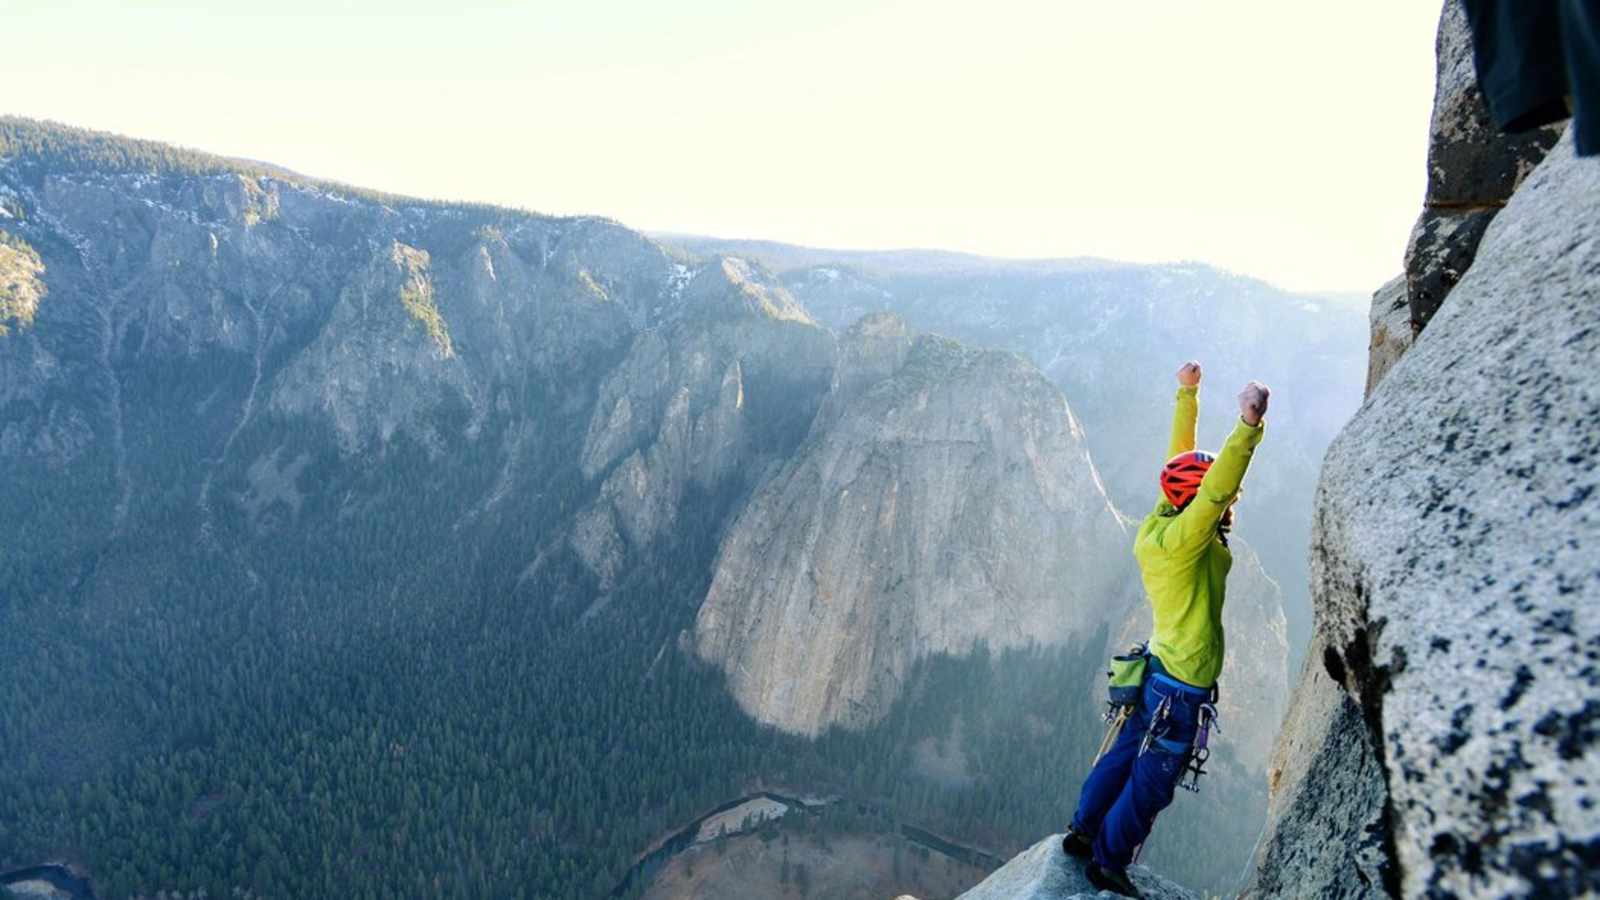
[199,282,277,548]
[1341,617,1405,898]
[1423,200,1508,212]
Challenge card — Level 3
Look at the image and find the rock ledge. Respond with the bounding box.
[953,835,1196,900]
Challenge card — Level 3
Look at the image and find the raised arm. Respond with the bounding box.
[1168,361,1201,460]
[1159,381,1270,554]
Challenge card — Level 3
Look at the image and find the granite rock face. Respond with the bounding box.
[1242,632,1395,897]
[694,316,1132,736]
[0,150,681,466]
[567,259,835,592]
[1403,0,1562,333]
[0,117,780,607]
[1364,276,1411,399]
[1250,129,1600,898]
[954,834,1196,900]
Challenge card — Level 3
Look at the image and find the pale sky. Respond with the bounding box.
[4,1,1441,292]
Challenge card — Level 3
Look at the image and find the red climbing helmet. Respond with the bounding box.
[1160,450,1215,508]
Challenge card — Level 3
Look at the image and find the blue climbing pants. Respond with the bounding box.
[1070,661,1208,871]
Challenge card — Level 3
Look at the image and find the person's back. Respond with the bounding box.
[1135,369,1265,688]
[1061,361,1269,898]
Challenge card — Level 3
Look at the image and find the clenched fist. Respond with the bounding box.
[1238,381,1270,426]
[1176,361,1202,387]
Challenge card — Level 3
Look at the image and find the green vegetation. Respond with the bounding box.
[577,269,610,302]
[0,230,45,336]
[394,247,453,357]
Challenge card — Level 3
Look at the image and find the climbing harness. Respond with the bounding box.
[1136,668,1223,794]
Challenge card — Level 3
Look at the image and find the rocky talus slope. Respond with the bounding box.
[693,313,1135,735]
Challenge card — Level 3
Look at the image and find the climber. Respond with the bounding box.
[1060,360,1269,898]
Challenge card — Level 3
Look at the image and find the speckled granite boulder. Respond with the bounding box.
[1251,128,1600,897]
[1242,632,1395,897]
[955,835,1196,900]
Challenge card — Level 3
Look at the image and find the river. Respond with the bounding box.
[0,864,96,900]
[608,791,1004,897]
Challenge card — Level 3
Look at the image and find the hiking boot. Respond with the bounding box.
[1061,828,1094,859]
[1086,862,1142,898]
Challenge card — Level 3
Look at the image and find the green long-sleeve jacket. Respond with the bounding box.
[1135,385,1264,688]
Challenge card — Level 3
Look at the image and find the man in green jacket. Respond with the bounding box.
[1062,361,1269,897]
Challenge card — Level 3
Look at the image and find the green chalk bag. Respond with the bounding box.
[1107,643,1150,707]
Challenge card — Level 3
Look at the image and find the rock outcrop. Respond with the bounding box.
[1249,41,1600,900]
[953,835,1195,900]
[1246,630,1396,896]
[694,316,1133,735]
[567,259,835,591]
[1402,0,1561,333]
[1364,275,1410,399]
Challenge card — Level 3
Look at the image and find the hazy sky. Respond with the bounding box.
[6,1,1441,291]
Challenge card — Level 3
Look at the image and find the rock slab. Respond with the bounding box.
[1364,275,1410,399]
[694,317,1132,736]
[955,835,1196,900]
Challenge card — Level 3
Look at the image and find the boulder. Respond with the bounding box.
[1252,127,1600,897]
[954,834,1195,900]
[1364,276,1410,398]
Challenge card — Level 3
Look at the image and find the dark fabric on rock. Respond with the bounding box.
[1562,1,1600,153]
[1461,0,1600,156]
